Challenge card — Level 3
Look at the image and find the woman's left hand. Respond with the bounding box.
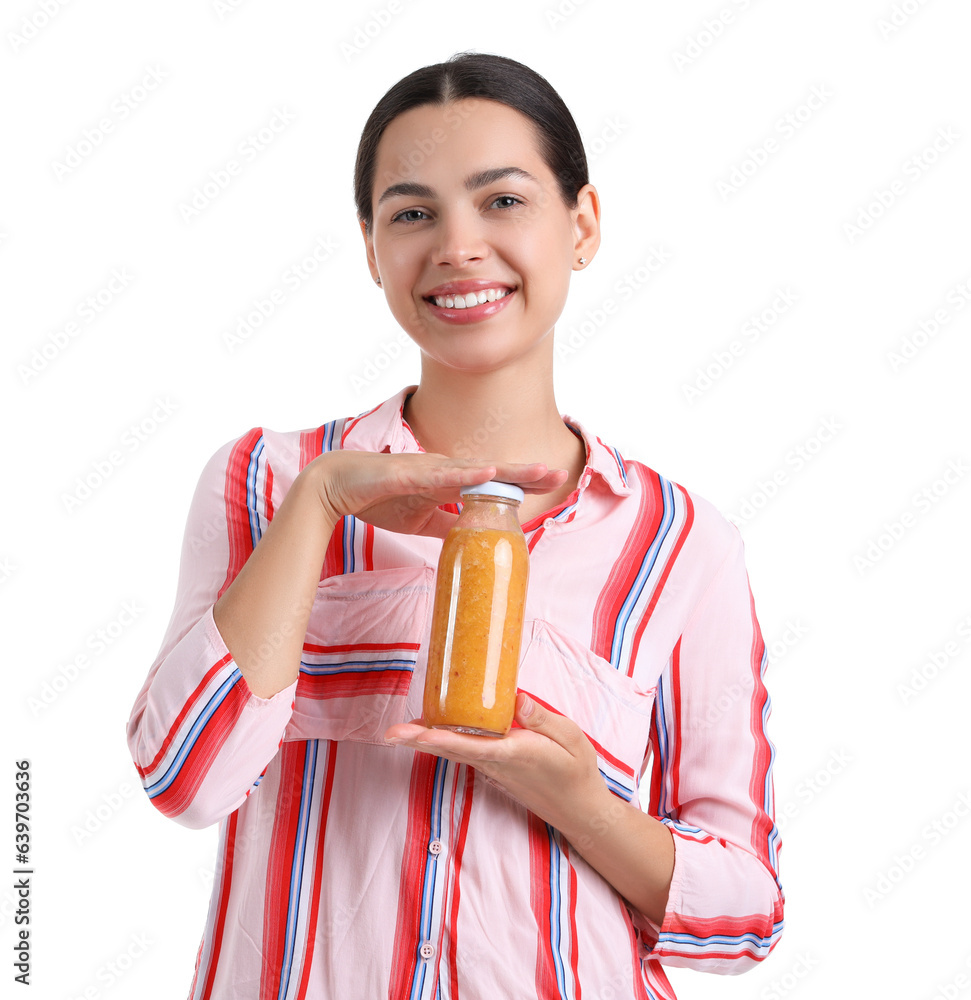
[384,692,605,831]
[386,691,676,925]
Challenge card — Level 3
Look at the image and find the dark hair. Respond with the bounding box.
[354,51,589,235]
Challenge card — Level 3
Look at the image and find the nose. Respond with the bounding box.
[433,207,487,268]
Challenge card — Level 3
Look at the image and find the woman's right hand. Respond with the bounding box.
[303,450,568,539]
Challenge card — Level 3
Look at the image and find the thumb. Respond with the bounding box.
[515,692,589,757]
[515,691,555,732]
[414,506,460,539]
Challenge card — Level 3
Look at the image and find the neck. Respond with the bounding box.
[402,358,586,484]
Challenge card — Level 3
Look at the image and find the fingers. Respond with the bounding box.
[319,452,572,535]
[384,722,512,765]
[384,457,568,510]
[519,468,570,494]
[487,463,570,495]
[407,459,567,498]
[384,701,583,764]
[335,452,568,504]
[396,456,497,493]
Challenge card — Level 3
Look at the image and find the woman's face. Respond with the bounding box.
[363,98,599,374]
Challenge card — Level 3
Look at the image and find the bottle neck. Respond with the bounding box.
[461,494,521,509]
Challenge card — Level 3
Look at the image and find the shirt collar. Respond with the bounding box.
[339,386,422,455]
[340,386,633,498]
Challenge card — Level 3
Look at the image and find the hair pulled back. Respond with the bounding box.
[354,51,589,235]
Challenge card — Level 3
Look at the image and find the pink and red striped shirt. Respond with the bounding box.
[127,386,784,999]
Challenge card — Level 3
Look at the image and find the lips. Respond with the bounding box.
[422,282,517,324]
[418,278,518,324]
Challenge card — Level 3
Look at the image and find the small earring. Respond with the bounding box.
[375,276,381,285]
[578,257,587,266]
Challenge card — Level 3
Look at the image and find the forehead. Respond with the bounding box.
[373,98,548,191]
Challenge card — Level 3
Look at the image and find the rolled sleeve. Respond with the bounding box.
[126,429,297,828]
[640,529,785,973]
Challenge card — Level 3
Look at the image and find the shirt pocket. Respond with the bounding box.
[283,564,434,744]
[517,619,656,804]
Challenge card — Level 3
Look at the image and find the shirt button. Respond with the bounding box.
[419,941,435,960]
[543,518,555,530]
[428,839,444,855]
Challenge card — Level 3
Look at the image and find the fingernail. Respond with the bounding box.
[519,693,534,718]
[385,737,401,745]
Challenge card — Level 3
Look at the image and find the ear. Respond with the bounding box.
[360,218,380,284]
[571,183,601,269]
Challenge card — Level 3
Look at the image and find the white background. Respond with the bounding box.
[3,0,970,997]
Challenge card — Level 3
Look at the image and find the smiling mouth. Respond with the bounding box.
[425,287,514,309]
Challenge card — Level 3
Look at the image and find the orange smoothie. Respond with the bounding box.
[423,525,529,736]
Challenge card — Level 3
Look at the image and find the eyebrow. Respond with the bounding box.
[376,166,540,207]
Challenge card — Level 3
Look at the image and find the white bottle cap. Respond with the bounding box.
[459,480,525,504]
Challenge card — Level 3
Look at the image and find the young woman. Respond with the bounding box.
[128,51,784,1000]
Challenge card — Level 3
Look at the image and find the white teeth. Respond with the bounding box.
[432,288,510,309]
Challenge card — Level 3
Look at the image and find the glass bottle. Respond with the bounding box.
[422,481,530,737]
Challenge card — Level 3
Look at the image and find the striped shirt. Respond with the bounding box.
[127,386,784,1000]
